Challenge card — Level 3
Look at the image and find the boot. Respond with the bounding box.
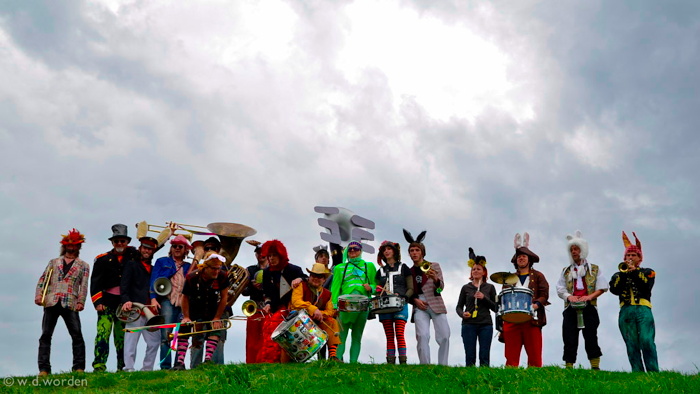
[387,356,396,364]
[399,356,407,365]
[590,357,600,370]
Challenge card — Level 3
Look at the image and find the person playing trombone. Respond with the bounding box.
[172,253,230,370]
[35,229,90,377]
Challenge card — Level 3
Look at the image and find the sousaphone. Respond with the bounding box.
[207,222,257,307]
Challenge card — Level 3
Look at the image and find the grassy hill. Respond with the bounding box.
[4,362,698,393]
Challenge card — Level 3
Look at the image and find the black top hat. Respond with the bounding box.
[109,224,131,241]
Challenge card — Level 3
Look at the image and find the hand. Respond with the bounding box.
[363,284,372,292]
[181,316,192,324]
[96,304,105,312]
[462,311,471,318]
[150,299,161,311]
[212,320,223,330]
[567,295,579,302]
[414,299,428,311]
[168,222,178,232]
[533,303,539,310]
[122,301,133,311]
[193,244,205,261]
[292,278,302,288]
[35,297,43,306]
[426,270,438,281]
[578,295,591,302]
[76,302,85,312]
[262,304,271,314]
[474,291,484,300]
[312,309,323,321]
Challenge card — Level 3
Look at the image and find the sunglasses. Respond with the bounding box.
[310,273,326,279]
[172,245,185,249]
[204,246,216,251]
[113,239,129,244]
[348,247,361,252]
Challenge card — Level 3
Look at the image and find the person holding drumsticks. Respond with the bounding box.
[456,247,497,367]
[331,241,377,363]
[172,253,230,370]
[502,232,549,368]
[375,240,413,364]
[290,263,341,361]
[556,231,607,370]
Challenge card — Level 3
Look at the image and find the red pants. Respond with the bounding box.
[245,312,265,363]
[503,321,542,367]
[257,310,285,363]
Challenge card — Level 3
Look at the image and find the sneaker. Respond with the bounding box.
[172,363,186,371]
[74,369,85,373]
[38,371,49,377]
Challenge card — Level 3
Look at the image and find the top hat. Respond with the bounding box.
[109,224,131,241]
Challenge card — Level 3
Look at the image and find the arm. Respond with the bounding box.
[555,269,570,301]
[322,297,336,318]
[120,261,134,304]
[404,274,414,299]
[331,264,342,307]
[35,261,54,305]
[455,285,467,318]
[367,262,377,295]
[76,262,89,311]
[290,283,315,314]
[486,284,498,313]
[533,272,550,308]
[90,257,105,309]
[609,272,624,295]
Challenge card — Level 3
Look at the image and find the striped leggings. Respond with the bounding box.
[381,319,407,357]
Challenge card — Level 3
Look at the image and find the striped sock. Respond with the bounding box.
[204,338,219,362]
[328,344,338,358]
[176,338,189,365]
[382,320,396,357]
[395,320,407,356]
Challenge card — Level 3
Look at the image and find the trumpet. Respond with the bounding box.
[618,262,630,273]
[420,261,432,273]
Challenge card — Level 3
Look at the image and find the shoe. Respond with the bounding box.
[38,371,49,377]
[172,363,186,371]
[74,369,85,373]
[123,368,136,372]
[387,356,396,364]
[329,357,343,363]
[399,356,407,365]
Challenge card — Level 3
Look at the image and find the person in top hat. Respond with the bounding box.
[172,253,231,370]
[609,231,659,372]
[90,224,139,372]
[502,232,550,367]
[404,229,450,366]
[35,229,90,377]
[242,240,267,363]
[120,233,161,372]
[331,241,377,363]
[375,240,413,364]
[290,263,341,361]
[149,234,193,370]
[556,231,607,370]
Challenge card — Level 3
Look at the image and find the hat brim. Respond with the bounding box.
[109,236,132,242]
[306,268,330,276]
[511,247,540,263]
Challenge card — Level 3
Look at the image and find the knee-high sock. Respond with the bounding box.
[382,320,396,357]
[204,338,219,362]
[175,337,189,365]
[328,344,338,358]
[395,320,407,356]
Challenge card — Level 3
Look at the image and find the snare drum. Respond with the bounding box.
[271,310,328,362]
[370,295,405,314]
[337,294,369,312]
[498,287,534,323]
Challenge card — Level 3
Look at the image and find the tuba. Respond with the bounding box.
[207,222,257,307]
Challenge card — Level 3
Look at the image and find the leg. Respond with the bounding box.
[336,311,356,361]
[561,307,580,364]
[212,328,226,364]
[245,312,265,363]
[502,322,523,367]
[348,311,368,363]
[158,300,176,370]
[581,305,602,365]
[522,324,543,367]
[204,334,220,363]
[92,310,114,371]
[432,312,450,366]
[461,324,478,366]
[110,308,126,371]
[394,305,409,362]
[190,335,204,369]
[61,307,86,372]
[38,306,62,374]
[413,308,432,364]
[123,316,145,371]
[141,328,160,371]
[477,325,493,367]
[637,307,659,372]
[619,307,644,372]
[381,318,397,359]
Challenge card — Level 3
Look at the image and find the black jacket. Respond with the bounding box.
[120,259,153,305]
[90,247,139,308]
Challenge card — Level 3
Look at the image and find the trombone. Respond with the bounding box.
[40,266,54,306]
[168,319,233,339]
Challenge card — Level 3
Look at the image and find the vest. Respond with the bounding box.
[562,262,599,307]
[301,281,331,311]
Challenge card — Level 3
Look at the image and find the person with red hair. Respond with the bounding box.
[257,240,306,363]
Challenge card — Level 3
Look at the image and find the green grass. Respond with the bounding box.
[4,362,698,393]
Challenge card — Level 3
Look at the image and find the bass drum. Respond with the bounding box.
[271,310,328,362]
[498,287,534,323]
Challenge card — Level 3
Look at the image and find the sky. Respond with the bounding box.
[1,0,699,377]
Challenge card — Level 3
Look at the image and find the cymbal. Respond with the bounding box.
[490,272,518,285]
[207,222,257,238]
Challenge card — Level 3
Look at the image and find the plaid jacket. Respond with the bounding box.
[35,257,90,311]
[410,261,447,314]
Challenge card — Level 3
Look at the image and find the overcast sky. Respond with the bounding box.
[2,0,699,376]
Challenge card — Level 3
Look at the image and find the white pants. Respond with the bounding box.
[124,315,160,371]
[414,296,450,365]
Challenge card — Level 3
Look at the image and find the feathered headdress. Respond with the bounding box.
[403,229,427,257]
[622,231,642,261]
[467,247,487,268]
[60,228,85,245]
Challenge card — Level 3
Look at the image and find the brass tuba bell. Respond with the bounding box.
[206,222,257,307]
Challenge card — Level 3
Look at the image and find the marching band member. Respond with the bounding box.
[609,232,659,372]
[258,240,306,363]
[502,233,549,368]
[312,245,332,359]
[290,263,341,361]
[172,253,230,370]
[456,248,497,367]
[91,224,139,372]
[556,231,607,370]
[120,236,160,372]
[242,240,267,363]
[404,230,450,366]
[149,235,193,370]
[35,229,90,377]
[375,241,413,364]
[331,241,377,363]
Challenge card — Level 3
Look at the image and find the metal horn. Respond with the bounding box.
[618,262,629,273]
[153,277,172,296]
[116,303,165,331]
[241,300,258,317]
[206,222,257,307]
[420,261,432,273]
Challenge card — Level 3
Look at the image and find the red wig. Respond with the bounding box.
[261,240,290,271]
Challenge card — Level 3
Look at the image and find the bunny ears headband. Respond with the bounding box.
[512,232,540,263]
[622,231,643,261]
